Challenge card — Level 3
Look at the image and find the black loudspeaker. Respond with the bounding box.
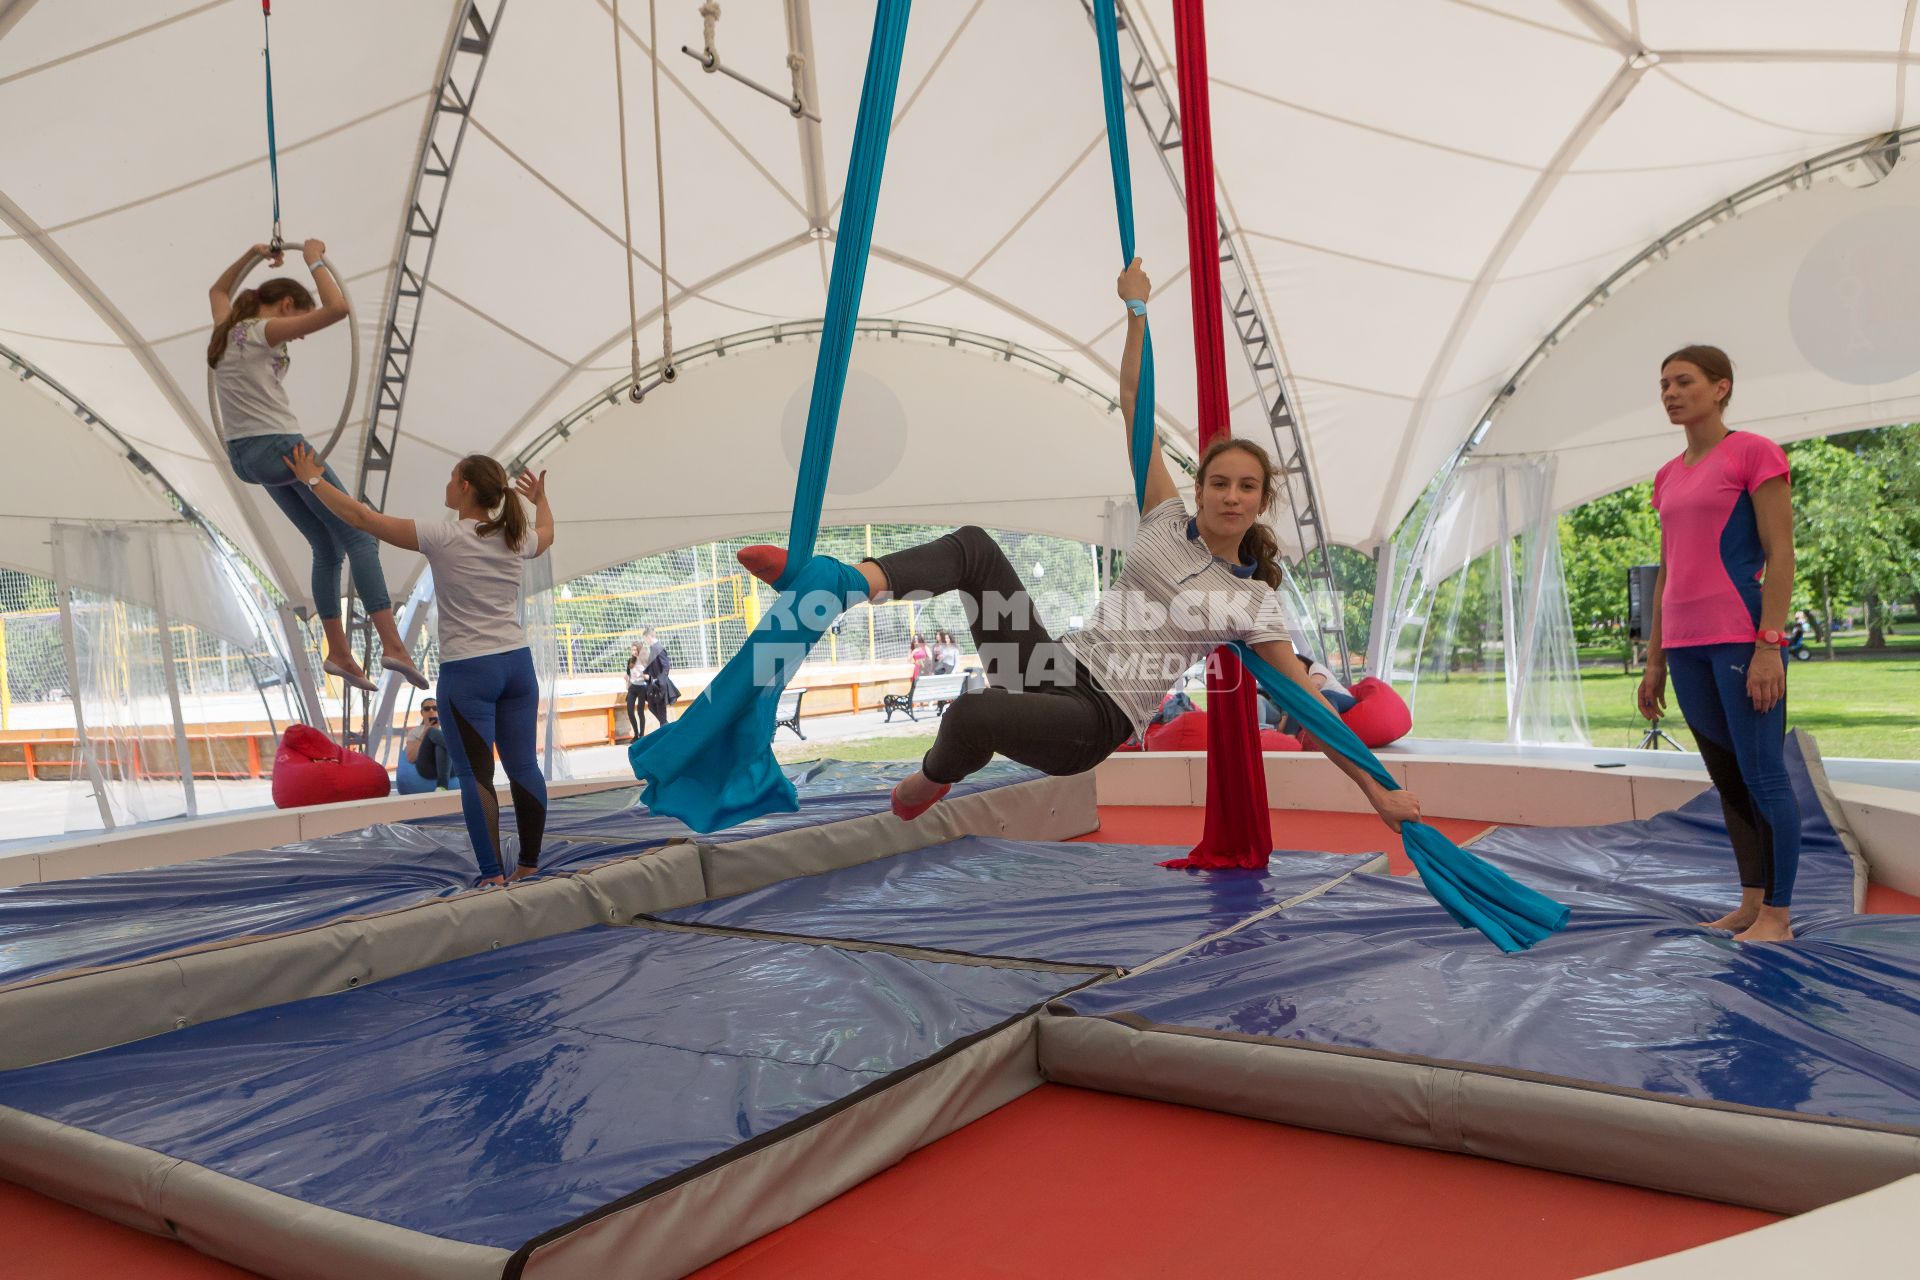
[1626,564,1661,642]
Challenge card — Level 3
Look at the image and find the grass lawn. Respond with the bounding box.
[1411,654,1920,759]
[775,733,937,764]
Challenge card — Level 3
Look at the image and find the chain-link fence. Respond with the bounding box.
[553,524,1106,683]
[0,571,67,728]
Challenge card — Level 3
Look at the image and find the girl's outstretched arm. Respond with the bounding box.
[1250,638,1421,832]
[285,443,420,551]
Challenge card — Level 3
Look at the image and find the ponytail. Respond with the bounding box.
[208,277,315,368]
[1238,522,1285,590]
[458,454,528,552]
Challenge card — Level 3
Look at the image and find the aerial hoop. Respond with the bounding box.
[206,241,361,462]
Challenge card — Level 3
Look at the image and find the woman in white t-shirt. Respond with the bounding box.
[737,260,1421,833]
[289,446,556,885]
[207,240,424,692]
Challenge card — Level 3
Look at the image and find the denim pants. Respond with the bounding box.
[226,433,391,618]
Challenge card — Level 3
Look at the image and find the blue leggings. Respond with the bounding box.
[226,433,391,618]
[1666,643,1800,907]
[436,647,548,879]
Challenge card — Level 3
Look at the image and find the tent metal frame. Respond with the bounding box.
[346,0,507,745]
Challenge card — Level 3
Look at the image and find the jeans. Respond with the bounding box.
[226,433,391,618]
[437,646,547,880]
[1666,642,1801,907]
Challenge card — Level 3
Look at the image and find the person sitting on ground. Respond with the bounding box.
[735,258,1422,833]
[405,697,454,790]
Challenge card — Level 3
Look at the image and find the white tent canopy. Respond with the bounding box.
[6,0,1920,610]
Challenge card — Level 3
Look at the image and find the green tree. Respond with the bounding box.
[1557,482,1660,651]
[1788,439,1902,658]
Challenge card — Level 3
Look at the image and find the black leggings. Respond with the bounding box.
[872,526,1133,784]
[626,684,647,738]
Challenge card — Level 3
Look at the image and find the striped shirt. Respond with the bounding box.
[1061,497,1292,734]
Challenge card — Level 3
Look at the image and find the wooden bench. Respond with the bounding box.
[881,671,971,722]
[774,687,807,740]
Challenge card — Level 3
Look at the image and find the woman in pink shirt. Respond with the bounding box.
[1636,345,1799,943]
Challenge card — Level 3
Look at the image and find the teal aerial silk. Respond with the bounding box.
[1231,642,1570,953]
[629,0,910,831]
[1090,0,1565,952]
[1093,0,1153,509]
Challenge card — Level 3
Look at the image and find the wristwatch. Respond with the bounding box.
[304,475,321,488]
[1756,627,1785,647]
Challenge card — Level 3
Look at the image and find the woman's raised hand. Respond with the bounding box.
[302,238,327,264]
[253,242,285,268]
[514,469,548,504]
[1117,256,1150,307]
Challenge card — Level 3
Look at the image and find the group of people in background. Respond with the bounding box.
[910,630,960,676]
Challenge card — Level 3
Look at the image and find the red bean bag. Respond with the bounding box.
[1342,677,1412,748]
[1258,728,1302,752]
[1143,709,1209,751]
[271,723,392,809]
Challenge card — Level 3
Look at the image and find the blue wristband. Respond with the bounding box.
[1125,298,1147,317]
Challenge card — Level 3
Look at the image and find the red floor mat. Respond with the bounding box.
[693,1085,1777,1280]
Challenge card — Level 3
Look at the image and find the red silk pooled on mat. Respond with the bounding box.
[1162,0,1273,871]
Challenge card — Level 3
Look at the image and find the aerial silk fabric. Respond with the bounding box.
[629,0,910,831]
[1231,641,1571,953]
[1098,0,1274,871]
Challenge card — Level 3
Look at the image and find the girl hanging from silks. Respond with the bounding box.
[286,446,557,887]
[739,260,1424,831]
[208,240,426,692]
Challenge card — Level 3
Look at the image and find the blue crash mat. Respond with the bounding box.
[0,761,1042,991]
[1061,869,1920,1131]
[1467,734,1859,924]
[460,758,1043,852]
[661,837,1377,969]
[0,927,1078,1249]
[0,824,651,990]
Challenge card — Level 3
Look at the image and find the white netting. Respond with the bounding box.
[1376,456,1588,745]
[50,521,304,831]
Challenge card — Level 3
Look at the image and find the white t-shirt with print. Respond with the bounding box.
[1061,497,1292,734]
[415,517,542,664]
[213,318,304,442]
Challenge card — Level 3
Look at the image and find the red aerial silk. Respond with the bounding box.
[1159,0,1275,871]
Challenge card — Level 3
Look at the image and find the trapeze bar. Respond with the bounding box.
[680,46,821,122]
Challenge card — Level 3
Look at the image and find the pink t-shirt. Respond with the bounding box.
[1651,431,1790,649]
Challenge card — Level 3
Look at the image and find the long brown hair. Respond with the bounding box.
[207,277,314,368]
[1195,438,1285,589]
[457,455,528,551]
[1661,344,1734,408]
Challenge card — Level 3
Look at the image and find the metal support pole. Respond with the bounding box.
[147,534,198,818]
[51,529,115,831]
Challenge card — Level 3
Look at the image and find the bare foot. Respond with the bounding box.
[1704,909,1758,932]
[1734,906,1793,944]
[478,875,506,888]
[508,863,538,883]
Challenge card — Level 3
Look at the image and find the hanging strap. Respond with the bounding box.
[647,0,674,374]
[628,0,912,832]
[611,0,644,394]
[260,1,282,249]
[1091,0,1153,510]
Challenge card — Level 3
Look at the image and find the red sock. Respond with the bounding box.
[736,545,787,585]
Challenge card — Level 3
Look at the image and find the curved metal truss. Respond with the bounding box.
[354,0,508,511]
[1459,128,1910,466]
[508,317,1201,475]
